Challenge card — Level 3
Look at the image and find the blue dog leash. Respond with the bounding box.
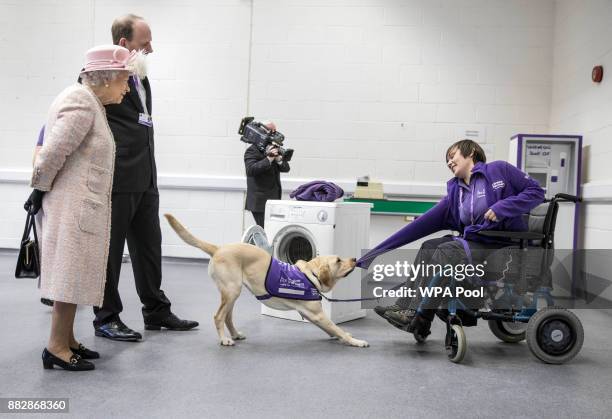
[310,273,381,303]
[319,294,380,303]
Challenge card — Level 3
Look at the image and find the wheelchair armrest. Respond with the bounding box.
[477,230,545,240]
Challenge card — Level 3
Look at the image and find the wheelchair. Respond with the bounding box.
[418,193,584,364]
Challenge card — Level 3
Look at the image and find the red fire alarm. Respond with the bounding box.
[592,65,603,83]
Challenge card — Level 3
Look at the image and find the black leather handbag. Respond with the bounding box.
[15,212,40,279]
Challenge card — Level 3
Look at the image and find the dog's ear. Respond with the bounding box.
[317,262,333,288]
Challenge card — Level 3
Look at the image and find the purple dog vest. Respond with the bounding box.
[256,258,321,301]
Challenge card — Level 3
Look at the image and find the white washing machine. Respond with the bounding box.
[259,200,371,324]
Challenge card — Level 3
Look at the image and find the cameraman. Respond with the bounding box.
[244,121,290,227]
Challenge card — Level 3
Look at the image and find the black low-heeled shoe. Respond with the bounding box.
[42,348,95,371]
[40,298,54,307]
[70,343,100,360]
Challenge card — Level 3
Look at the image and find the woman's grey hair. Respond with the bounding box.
[81,70,125,88]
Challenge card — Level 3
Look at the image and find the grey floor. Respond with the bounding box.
[1,251,611,419]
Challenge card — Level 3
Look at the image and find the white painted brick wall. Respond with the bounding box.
[251,0,554,171]
[0,0,252,258]
[549,0,612,252]
[1,0,558,259]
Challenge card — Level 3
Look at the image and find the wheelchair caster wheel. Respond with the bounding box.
[488,320,527,343]
[526,306,584,364]
[446,324,466,363]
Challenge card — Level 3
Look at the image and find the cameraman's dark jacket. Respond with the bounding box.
[244,144,290,212]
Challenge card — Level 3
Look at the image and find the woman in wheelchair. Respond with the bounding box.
[357,139,545,339]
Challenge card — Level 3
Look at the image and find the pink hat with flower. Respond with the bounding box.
[80,45,136,75]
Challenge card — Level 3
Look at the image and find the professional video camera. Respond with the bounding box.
[238,117,294,162]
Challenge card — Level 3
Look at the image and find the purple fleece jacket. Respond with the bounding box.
[356,160,545,268]
[290,180,344,202]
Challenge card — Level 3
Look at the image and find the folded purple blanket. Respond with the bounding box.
[290,180,344,202]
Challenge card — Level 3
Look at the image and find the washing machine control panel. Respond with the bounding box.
[268,204,334,224]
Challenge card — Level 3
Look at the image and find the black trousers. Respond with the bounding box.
[93,185,171,326]
[251,211,265,228]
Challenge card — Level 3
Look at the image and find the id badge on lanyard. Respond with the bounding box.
[138,113,153,127]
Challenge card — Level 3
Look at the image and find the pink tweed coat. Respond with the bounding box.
[31,84,115,306]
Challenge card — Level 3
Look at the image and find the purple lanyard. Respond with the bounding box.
[459,183,475,225]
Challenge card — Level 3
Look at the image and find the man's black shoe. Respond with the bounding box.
[144,313,199,331]
[373,304,401,318]
[95,320,142,342]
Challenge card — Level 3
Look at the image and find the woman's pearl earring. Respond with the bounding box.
[105,84,109,88]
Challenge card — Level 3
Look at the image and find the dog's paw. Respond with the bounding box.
[348,338,369,348]
[232,332,246,340]
[220,337,235,346]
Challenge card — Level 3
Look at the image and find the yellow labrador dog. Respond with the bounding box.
[164,214,368,348]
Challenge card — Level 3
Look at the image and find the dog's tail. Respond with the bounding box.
[164,214,218,257]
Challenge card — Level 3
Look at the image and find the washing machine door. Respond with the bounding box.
[241,225,272,255]
[272,225,317,264]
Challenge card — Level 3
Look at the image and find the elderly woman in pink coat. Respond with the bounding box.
[26,45,138,371]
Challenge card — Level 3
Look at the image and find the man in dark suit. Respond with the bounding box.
[244,121,291,227]
[94,14,198,341]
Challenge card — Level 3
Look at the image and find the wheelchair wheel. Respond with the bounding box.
[488,320,527,343]
[526,306,584,364]
[446,324,467,363]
